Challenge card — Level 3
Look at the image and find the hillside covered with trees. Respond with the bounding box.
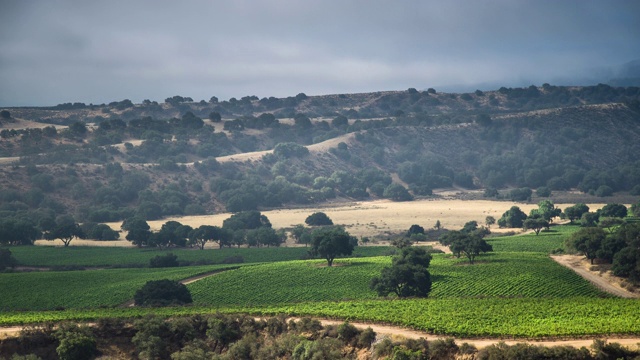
[1,84,639,226]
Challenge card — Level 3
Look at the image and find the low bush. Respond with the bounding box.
[133,279,192,307]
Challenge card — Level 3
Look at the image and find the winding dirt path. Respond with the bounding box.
[3,318,640,350]
[551,255,640,298]
[317,319,640,349]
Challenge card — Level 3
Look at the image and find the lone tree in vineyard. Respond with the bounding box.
[439,229,492,264]
[309,226,356,266]
[523,217,549,235]
[370,247,432,298]
[134,279,192,307]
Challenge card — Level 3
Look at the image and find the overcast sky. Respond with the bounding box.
[1,0,639,106]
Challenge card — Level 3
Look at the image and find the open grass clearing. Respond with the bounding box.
[101,199,610,240]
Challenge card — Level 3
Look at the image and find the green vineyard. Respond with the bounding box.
[188,252,605,307]
[1,298,638,338]
[1,224,638,339]
[8,245,392,267]
[0,265,230,311]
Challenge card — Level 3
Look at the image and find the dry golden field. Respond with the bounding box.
[37,199,605,248]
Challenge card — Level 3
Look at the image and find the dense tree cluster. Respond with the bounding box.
[439,221,492,264]
[565,212,640,283]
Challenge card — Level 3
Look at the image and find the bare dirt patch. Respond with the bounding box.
[551,255,640,298]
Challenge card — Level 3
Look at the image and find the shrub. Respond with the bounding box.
[509,187,532,202]
[595,185,613,197]
[221,255,244,264]
[305,212,334,226]
[149,253,179,268]
[536,186,551,197]
[134,279,192,306]
[54,324,97,360]
[0,248,17,270]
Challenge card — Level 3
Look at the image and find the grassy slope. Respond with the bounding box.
[188,252,604,307]
[487,224,579,253]
[0,265,232,311]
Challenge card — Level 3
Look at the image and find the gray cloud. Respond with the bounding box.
[1,0,639,106]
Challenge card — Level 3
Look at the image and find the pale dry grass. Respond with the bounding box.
[100,199,610,241]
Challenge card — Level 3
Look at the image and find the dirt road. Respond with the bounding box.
[317,319,640,349]
[3,319,639,350]
[551,255,639,298]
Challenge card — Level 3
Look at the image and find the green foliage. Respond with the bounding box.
[498,206,527,228]
[407,224,425,236]
[9,245,390,268]
[0,266,219,310]
[123,217,152,246]
[304,212,333,226]
[273,142,310,159]
[566,227,606,264]
[0,219,40,245]
[54,324,97,360]
[595,185,613,197]
[598,203,628,218]
[132,316,172,360]
[187,252,604,308]
[370,247,432,297]
[43,216,85,247]
[134,279,193,307]
[508,187,532,202]
[0,248,17,270]
[488,225,579,253]
[564,203,589,223]
[532,200,561,222]
[84,223,119,240]
[149,253,179,268]
[309,226,356,266]
[189,225,228,249]
[535,186,551,197]
[223,211,271,231]
[580,212,600,227]
[523,217,549,235]
[478,341,593,360]
[439,230,493,264]
[631,201,640,217]
[383,183,413,201]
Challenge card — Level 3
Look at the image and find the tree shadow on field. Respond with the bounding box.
[430,274,450,283]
